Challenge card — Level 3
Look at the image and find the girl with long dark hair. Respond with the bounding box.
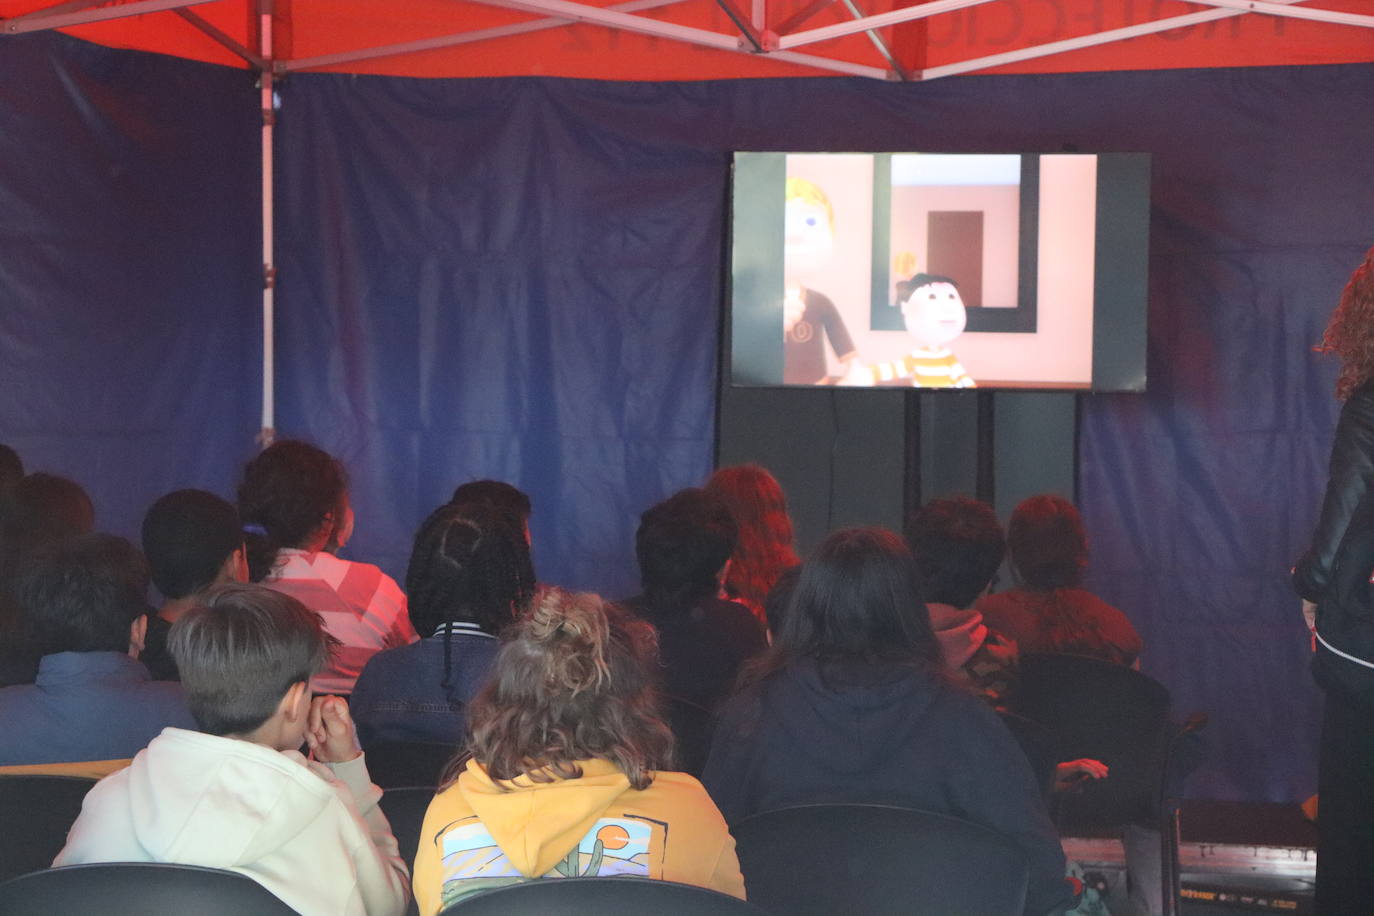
[702,527,1073,916]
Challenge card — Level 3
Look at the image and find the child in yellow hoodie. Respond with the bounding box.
[412,588,745,914]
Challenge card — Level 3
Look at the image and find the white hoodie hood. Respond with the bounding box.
[56,728,409,916]
[124,729,336,866]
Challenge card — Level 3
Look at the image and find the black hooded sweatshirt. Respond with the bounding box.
[702,658,1074,916]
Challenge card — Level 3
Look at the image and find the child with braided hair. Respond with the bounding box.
[350,501,535,747]
[411,588,744,913]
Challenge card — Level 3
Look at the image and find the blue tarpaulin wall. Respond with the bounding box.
[4,30,1374,802]
[0,35,261,526]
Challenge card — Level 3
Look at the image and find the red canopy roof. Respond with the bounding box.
[3,0,1371,82]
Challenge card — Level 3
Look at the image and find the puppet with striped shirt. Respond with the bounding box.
[845,273,977,388]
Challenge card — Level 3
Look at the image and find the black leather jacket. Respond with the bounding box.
[1294,378,1374,603]
[1311,490,1374,696]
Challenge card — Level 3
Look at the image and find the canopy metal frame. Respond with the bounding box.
[4,0,1370,441]
[11,0,1367,80]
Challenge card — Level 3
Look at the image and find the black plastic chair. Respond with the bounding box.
[0,775,96,881]
[1009,652,1181,915]
[0,862,298,915]
[363,740,460,790]
[379,787,434,916]
[998,710,1059,801]
[730,803,1029,916]
[1014,654,1173,826]
[441,876,764,915]
[379,786,435,871]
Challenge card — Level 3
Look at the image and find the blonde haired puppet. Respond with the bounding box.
[783,177,857,385]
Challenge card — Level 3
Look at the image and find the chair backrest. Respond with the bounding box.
[0,775,96,881]
[364,740,460,790]
[441,876,764,915]
[998,710,1058,801]
[0,863,298,916]
[1012,652,1173,829]
[730,803,1029,916]
[379,786,436,872]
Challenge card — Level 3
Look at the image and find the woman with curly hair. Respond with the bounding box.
[704,464,799,627]
[237,440,417,695]
[411,588,744,914]
[977,494,1142,667]
[1297,246,1374,609]
[1294,244,1374,914]
[351,501,536,746]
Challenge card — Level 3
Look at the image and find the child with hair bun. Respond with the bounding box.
[412,588,744,914]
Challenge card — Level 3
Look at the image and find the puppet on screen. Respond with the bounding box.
[845,273,977,388]
[782,177,857,385]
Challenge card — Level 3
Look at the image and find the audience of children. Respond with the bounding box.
[0,442,1161,915]
[138,489,249,681]
[621,488,768,711]
[906,496,1019,704]
[977,494,1143,667]
[351,500,535,747]
[701,527,1077,916]
[907,497,1111,796]
[238,440,419,695]
[703,464,799,627]
[0,534,195,765]
[55,584,410,916]
[412,587,745,914]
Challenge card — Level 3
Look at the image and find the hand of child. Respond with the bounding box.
[306,695,361,764]
[1053,758,1108,792]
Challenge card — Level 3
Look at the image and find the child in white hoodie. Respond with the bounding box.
[55,584,411,916]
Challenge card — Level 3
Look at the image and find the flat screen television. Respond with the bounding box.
[727,151,1150,392]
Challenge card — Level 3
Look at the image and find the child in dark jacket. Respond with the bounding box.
[702,527,1076,916]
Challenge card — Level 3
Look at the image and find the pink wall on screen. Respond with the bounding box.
[955,154,1097,385]
[890,185,1020,310]
[781,154,1098,387]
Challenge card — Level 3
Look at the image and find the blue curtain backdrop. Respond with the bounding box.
[0,34,261,540]
[4,30,1374,802]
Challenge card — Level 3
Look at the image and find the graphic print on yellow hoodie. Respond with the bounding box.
[412,758,745,913]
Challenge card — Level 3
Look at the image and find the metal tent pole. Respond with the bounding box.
[259,2,276,447]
